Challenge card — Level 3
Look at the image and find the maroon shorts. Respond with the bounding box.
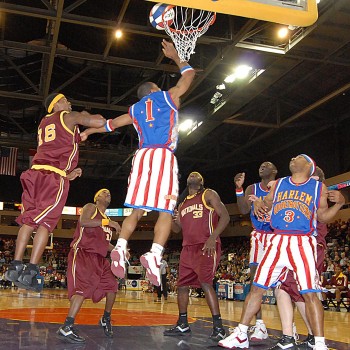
[279,243,325,302]
[16,169,70,232]
[67,249,118,303]
[177,243,221,288]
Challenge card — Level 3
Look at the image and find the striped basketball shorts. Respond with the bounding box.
[125,147,179,213]
[253,234,320,294]
[249,230,271,266]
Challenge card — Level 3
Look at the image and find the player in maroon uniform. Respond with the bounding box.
[5,93,106,291]
[57,189,121,344]
[164,172,230,343]
[322,265,348,311]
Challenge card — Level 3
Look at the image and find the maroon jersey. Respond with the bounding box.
[33,110,80,173]
[179,189,220,246]
[316,222,327,248]
[329,272,348,289]
[71,206,113,257]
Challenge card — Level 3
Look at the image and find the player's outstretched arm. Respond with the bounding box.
[64,110,106,130]
[81,113,132,141]
[317,184,345,223]
[162,40,195,104]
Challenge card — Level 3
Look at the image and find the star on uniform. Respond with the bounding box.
[149,123,153,128]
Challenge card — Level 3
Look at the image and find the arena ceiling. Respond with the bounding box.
[1,0,350,204]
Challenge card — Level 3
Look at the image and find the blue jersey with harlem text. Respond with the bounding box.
[250,183,273,233]
[271,176,322,235]
[129,91,179,152]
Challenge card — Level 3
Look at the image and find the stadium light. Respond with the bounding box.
[179,119,193,132]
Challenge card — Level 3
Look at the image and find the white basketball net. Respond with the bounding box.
[162,7,216,62]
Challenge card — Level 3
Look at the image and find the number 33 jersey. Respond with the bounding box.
[129,91,179,152]
[270,176,322,235]
[32,110,80,173]
[178,189,219,246]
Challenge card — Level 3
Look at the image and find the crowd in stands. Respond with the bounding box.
[0,218,349,310]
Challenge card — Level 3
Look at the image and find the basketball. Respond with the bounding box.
[149,3,174,30]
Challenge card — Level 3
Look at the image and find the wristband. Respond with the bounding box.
[102,218,110,226]
[104,119,115,132]
[180,65,194,75]
[236,188,244,197]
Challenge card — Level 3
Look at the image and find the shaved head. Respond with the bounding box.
[137,82,159,99]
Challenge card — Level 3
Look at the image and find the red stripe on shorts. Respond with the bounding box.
[265,235,283,286]
[299,236,312,289]
[143,149,155,206]
[154,149,166,208]
[131,149,147,205]
[255,234,275,284]
[165,152,174,210]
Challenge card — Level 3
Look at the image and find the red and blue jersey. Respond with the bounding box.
[271,176,322,235]
[250,183,272,233]
[129,91,178,152]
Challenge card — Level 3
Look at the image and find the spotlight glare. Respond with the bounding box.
[277,27,289,39]
[234,65,253,79]
[224,74,236,83]
[216,83,226,90]
[115,30,123,39]
[179,119,193,132]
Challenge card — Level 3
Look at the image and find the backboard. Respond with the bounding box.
[147,0,318,27]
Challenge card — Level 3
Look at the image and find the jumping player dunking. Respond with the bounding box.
[5,93,106,291]
[219,154,345,350]
[233,162,277,340]
[164,172,230,343]
[81,40,195,286]
[57,189,121,344]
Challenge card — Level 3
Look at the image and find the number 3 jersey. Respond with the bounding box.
[71,206,113,257]
[32,110,80,173]
[178,189,220,246]
[129,91,179,152]
[270,176,322,235]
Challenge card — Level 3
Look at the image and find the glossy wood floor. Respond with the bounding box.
[0,288,348,349]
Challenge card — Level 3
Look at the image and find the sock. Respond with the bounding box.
[151,243,163,255]
[212,314,223,328]
[314,336,325,345]
[238,323,248,333]
[116,238,127,250]
[179,312,188,324]
[103,310,111,319]
[64,316,74,326]
[13,260,23,265]
[256,319,264,324]
[336,301,341,307]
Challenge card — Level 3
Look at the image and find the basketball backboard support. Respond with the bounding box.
[147,0,318,27]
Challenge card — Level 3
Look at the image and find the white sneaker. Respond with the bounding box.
[110,247,126,278]
[140,252,161,286]
[314,342,328,350]
[218,327,249,349]
[250,322,268,341]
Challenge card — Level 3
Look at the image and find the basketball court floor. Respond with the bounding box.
[0,288,348,350]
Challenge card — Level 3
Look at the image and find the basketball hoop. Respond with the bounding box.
[162,6,216,62]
